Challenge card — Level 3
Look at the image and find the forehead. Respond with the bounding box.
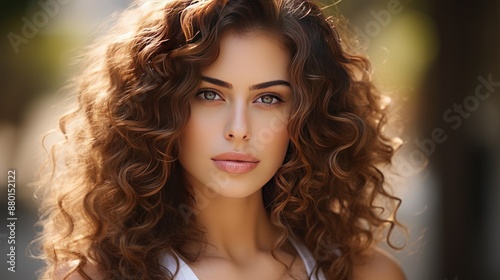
[201,31,291,85]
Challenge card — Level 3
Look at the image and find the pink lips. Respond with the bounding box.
[211,152,260,174]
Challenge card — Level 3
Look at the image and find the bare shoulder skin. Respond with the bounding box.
[53,247,405,280]
[352,247,406,280]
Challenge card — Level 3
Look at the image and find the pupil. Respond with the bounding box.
[206,92,215,99]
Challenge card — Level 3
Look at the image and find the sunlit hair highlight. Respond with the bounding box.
[32,0,404,279]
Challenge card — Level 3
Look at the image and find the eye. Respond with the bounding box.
[196,89,223,101]
[255,94,284,105]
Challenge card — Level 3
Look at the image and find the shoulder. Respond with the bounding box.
[351,247,406,280]
[52,261,102,280]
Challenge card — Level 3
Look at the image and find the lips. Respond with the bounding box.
[211,152,260,174]
[211,152,259,162]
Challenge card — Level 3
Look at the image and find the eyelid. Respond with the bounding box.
[195,88,224,101]
[195,88,286,105]
[255,92,285,105]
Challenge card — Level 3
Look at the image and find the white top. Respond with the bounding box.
[161,238,326,280]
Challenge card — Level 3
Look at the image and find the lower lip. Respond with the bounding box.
[212,160,259,174]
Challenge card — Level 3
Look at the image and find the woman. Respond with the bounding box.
[33,0,406,279]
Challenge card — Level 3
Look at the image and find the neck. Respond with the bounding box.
[191,189,277,261]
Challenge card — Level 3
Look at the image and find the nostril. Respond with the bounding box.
[225,131,249,140]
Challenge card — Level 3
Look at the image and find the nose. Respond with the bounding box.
[224,103,251,141]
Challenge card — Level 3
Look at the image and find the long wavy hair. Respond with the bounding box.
[32,0,403,279]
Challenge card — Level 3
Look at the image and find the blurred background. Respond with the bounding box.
[0,0,499,279]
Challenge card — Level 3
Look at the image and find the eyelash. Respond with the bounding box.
[195,88,285,105]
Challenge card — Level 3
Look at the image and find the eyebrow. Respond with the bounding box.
[201,76,291,90]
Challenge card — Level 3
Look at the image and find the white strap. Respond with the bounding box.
[162,253,199,280]
[161,239,326,279]
[288,238,326,280]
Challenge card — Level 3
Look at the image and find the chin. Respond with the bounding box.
[206,182,265,199]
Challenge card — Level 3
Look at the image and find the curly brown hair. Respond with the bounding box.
[32,0,403,279]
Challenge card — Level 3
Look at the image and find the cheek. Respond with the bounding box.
[182,109,220,145]
[253,116,290,158]
[180,118,207,157]
[274,130,290,156]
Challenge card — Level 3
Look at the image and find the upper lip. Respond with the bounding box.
[211,152,259,163]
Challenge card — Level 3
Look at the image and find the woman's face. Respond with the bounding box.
[178,31,293,199]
